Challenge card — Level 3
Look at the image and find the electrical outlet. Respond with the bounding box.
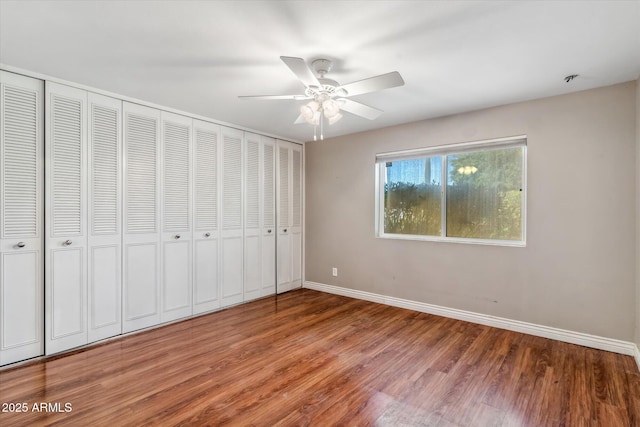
[332,267,338,277]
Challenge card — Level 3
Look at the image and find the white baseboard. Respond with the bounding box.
[304,281,639,365]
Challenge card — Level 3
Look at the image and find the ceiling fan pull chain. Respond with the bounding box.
[320,110,324,141]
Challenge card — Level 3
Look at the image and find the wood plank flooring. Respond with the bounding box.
[0,289,638,426]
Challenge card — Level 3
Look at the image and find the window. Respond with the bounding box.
[376,136,526,245]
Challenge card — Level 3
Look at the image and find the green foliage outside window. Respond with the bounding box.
[384,182,441,236]
[383,147,523,241]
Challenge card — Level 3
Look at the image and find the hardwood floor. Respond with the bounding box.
[1,289,638,426]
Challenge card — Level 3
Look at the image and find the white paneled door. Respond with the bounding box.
[290,143,303,288]
[243,133,262,301]
[193,120,221,314]
[244,133,276,301]
[0,71,44,366]
[45,82,88,354]
[87,92,122,343]
[261,136,276,297]
[123,102,161,333]
[161,112,193,322]
[221,127,243,307]
[276,142,291,292]
[276,140,303,294]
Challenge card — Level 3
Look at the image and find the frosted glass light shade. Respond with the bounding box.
[322,99,340,118]
[306,110,320,125]
[328,112,342,125]
[300,101,319,120]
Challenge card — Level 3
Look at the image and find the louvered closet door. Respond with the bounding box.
[243,133,262,302]
[161,112,192,322]
[290,143,303,288]
[261,137,276,297]
[276,140,303,294]
[193,120,220,314]
[220,127,243,307]
[0,71,43,366]
[123,102,161,333]
[87,93,122,343]
[276,141,291,293]
[45,82,88,354]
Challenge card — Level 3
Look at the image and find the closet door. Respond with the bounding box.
[261,137,276,297]
[123,102,161,333]
[220,127,243,307]
[276,142,291,293]
[45,82,88,354]
[0,71,43,366]
[161,112,192,322]
[276,140,303,293]
[193,120,220,314]
[290,143,303,288]
[87,93,122,343]
[243,133,261,301]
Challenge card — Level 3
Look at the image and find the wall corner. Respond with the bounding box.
[635,76,640,353]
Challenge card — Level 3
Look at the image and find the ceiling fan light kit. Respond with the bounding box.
[240,56,405,141]
[300,97,344,141]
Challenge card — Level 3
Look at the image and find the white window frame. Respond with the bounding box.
[375,135,527,247]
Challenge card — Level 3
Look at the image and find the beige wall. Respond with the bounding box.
[305,81,637,341]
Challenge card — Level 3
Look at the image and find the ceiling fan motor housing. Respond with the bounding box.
[306,59,348,99]
[311,58,333,77]
[305,83,342,101]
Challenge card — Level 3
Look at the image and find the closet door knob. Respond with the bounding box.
[205,232,211,238]
[63,240,72,246]
[283,229,287,233]
[267,229,272,233]
[16,242,26,248]
[175,234,181,240]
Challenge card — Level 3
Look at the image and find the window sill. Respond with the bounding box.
[376,233,526,247]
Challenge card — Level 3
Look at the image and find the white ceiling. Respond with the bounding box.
[1,0,639,142]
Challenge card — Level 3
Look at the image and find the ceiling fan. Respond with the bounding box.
[239,56,405,140]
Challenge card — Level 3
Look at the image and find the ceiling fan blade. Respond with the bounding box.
[294,114,306,124]
[280,56,321,88]
[239,94,308,100]
[337,71,404,97]
[338,98,383,120]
